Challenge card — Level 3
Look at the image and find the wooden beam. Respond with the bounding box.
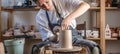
[89,11,93,29]
[0,0,2,42]
[96,11,100,28]
[0,0,2,12]
[8,11,13,28]
[2,7,40,11]
[100,0,106,54]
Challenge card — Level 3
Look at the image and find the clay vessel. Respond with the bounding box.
[60,30,73,49]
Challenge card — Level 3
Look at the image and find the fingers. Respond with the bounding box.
[53,26,61,33]
[61,24,70,30]
[61,19,70,30]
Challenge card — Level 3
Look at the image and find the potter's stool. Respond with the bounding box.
[50,46,82,54]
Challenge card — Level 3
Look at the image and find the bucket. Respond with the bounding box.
[4,39,25,54]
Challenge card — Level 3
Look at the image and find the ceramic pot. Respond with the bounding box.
[60,30,73,49]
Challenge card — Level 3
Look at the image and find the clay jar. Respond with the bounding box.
[60,30,73,49]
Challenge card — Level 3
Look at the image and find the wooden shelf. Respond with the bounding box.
[106,7,119,10]
[89,7,119,11]
[2,7,118,11]
[87,38,100,40]
[89,7,100,11]
[87,37,118,41]
[2,36,14,40]
[2,7,100,11]
[2,35,42,40]
[2,7,40,11]
[105,38,117,40]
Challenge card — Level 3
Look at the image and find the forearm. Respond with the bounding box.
[65,2,90,20]
[37,23,55,41]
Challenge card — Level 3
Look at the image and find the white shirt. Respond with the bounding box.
[36,0,83,41]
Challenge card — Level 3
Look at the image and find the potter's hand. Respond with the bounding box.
[61,19,71,30]
[53,26,61,41]
[53,26,61,35]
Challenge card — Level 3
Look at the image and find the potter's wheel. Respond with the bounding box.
[49,44,82,52]
[49,30,82,52]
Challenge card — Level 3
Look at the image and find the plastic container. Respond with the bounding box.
[4,39,25,54]
[93,47,99,54]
